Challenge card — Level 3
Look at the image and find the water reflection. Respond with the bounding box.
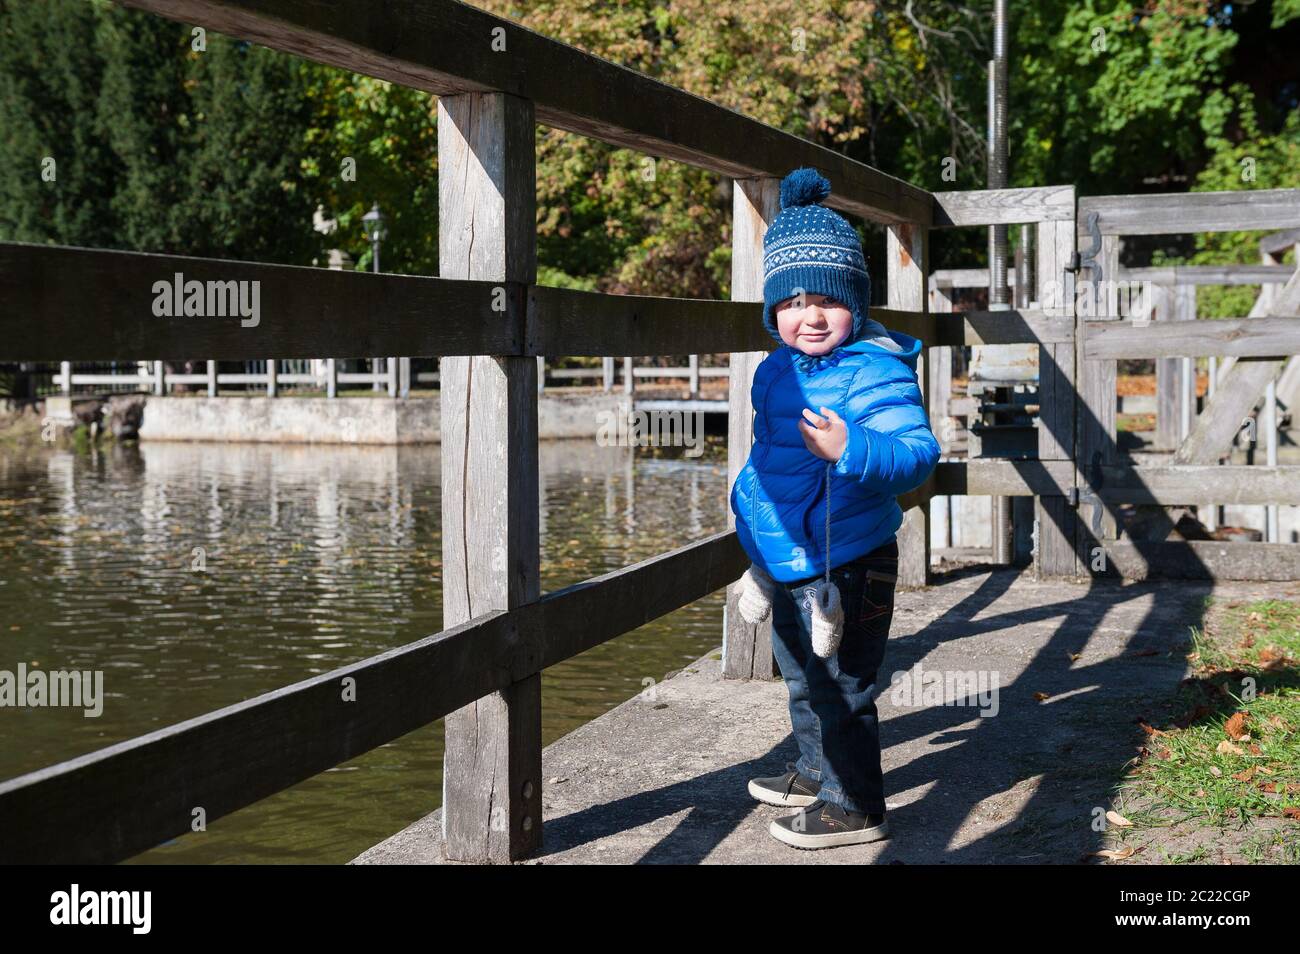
[0,437,727,863]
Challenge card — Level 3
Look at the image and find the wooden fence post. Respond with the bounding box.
[888,221,930,588]
[1077,232,1120,568]
[928,284,954,552]
[438,90,542,862]
[1034,215,1079,577]
[723,176,778,680]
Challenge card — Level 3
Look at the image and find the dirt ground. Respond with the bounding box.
[354,568,1297,865]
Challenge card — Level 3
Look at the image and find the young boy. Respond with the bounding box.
[729,167,940,849]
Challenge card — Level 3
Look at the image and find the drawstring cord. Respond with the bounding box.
[823,461,832,585]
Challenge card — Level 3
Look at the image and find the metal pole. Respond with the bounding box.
[988,0,1012,564]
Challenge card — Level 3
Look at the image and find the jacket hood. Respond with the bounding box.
[787,329,922,374]
[839,330,922,367]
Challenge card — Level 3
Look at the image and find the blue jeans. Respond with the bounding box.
[769,537,898,815]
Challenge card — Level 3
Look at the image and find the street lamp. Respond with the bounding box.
[361,202,386,273]
[361,203,402,396]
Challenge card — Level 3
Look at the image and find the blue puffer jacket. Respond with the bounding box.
[729,331,940,583]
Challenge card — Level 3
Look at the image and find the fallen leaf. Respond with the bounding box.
[1216,740,1245,756]
[1138,721,1170,738]
[1210,766,1223,777]
[1283,807,1300,821]
[1033,691,1051,702]
[1231,766,1256,783]
[1106,810,1133,828]
[1092,846,1135,861]
[1224,712,1250,741]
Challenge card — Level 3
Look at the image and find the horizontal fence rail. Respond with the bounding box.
[118,0,932,227]
[1081,189,1300,235]
[5,242,1098,360]
[0,242,523,361]
[936,460,1300,506]
[1083,317,1300,359]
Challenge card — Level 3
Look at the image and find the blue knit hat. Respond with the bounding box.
[762,167,873,349]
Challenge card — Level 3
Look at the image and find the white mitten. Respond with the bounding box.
[737,563,777,624]
[807,578,844,658]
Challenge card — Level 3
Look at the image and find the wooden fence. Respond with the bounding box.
[1074,191,1300,578]
[1,0,1298,864]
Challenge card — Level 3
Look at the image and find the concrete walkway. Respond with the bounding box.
[352,568,1290,864]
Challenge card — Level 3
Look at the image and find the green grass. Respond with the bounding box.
[1116,598,1300,834]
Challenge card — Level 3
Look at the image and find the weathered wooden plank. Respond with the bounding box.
[438,91,541,863]
[1102,542,1300,581]
[933,460,1074,497]
[1260,227,1300,256]
[932,461,1300,506]
[0,241,523,361]
[1035,217,1081,576]
[951,309,1074,346]
[896,473,937,514]
[526,286,772,356]
[1173,268,1300,464]
[887,221,930,588]
[931,268,1003,289]
[539,531,752,671]
[928,286,954,454]
[1084,316,1300,359]
[723,177,779,681]
[1080,189,1300,236]
[1094,465,1300,506]
[872,307,935,345]
[1119,265,1294,286]
[1077,235,1120,556]
[117,0,931,227]
[1174,357,1285,463]
[1153,284,1186,451]
[1036,221,1077,461]
[931,186,1074,228]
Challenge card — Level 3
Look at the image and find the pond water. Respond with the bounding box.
[0,438,729,863]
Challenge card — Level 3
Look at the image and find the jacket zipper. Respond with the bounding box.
[752,357,797,540]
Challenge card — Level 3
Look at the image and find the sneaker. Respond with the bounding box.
[768,798,889,849]
[747,761,822,808]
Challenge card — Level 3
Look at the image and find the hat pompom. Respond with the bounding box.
[780,167,831,210]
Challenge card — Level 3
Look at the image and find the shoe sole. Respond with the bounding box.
[748,779,820,808]
[767,817,890,849]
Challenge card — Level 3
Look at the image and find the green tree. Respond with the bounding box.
[0,0,117,245]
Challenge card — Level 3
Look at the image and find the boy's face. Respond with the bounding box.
[774,291,853,355]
